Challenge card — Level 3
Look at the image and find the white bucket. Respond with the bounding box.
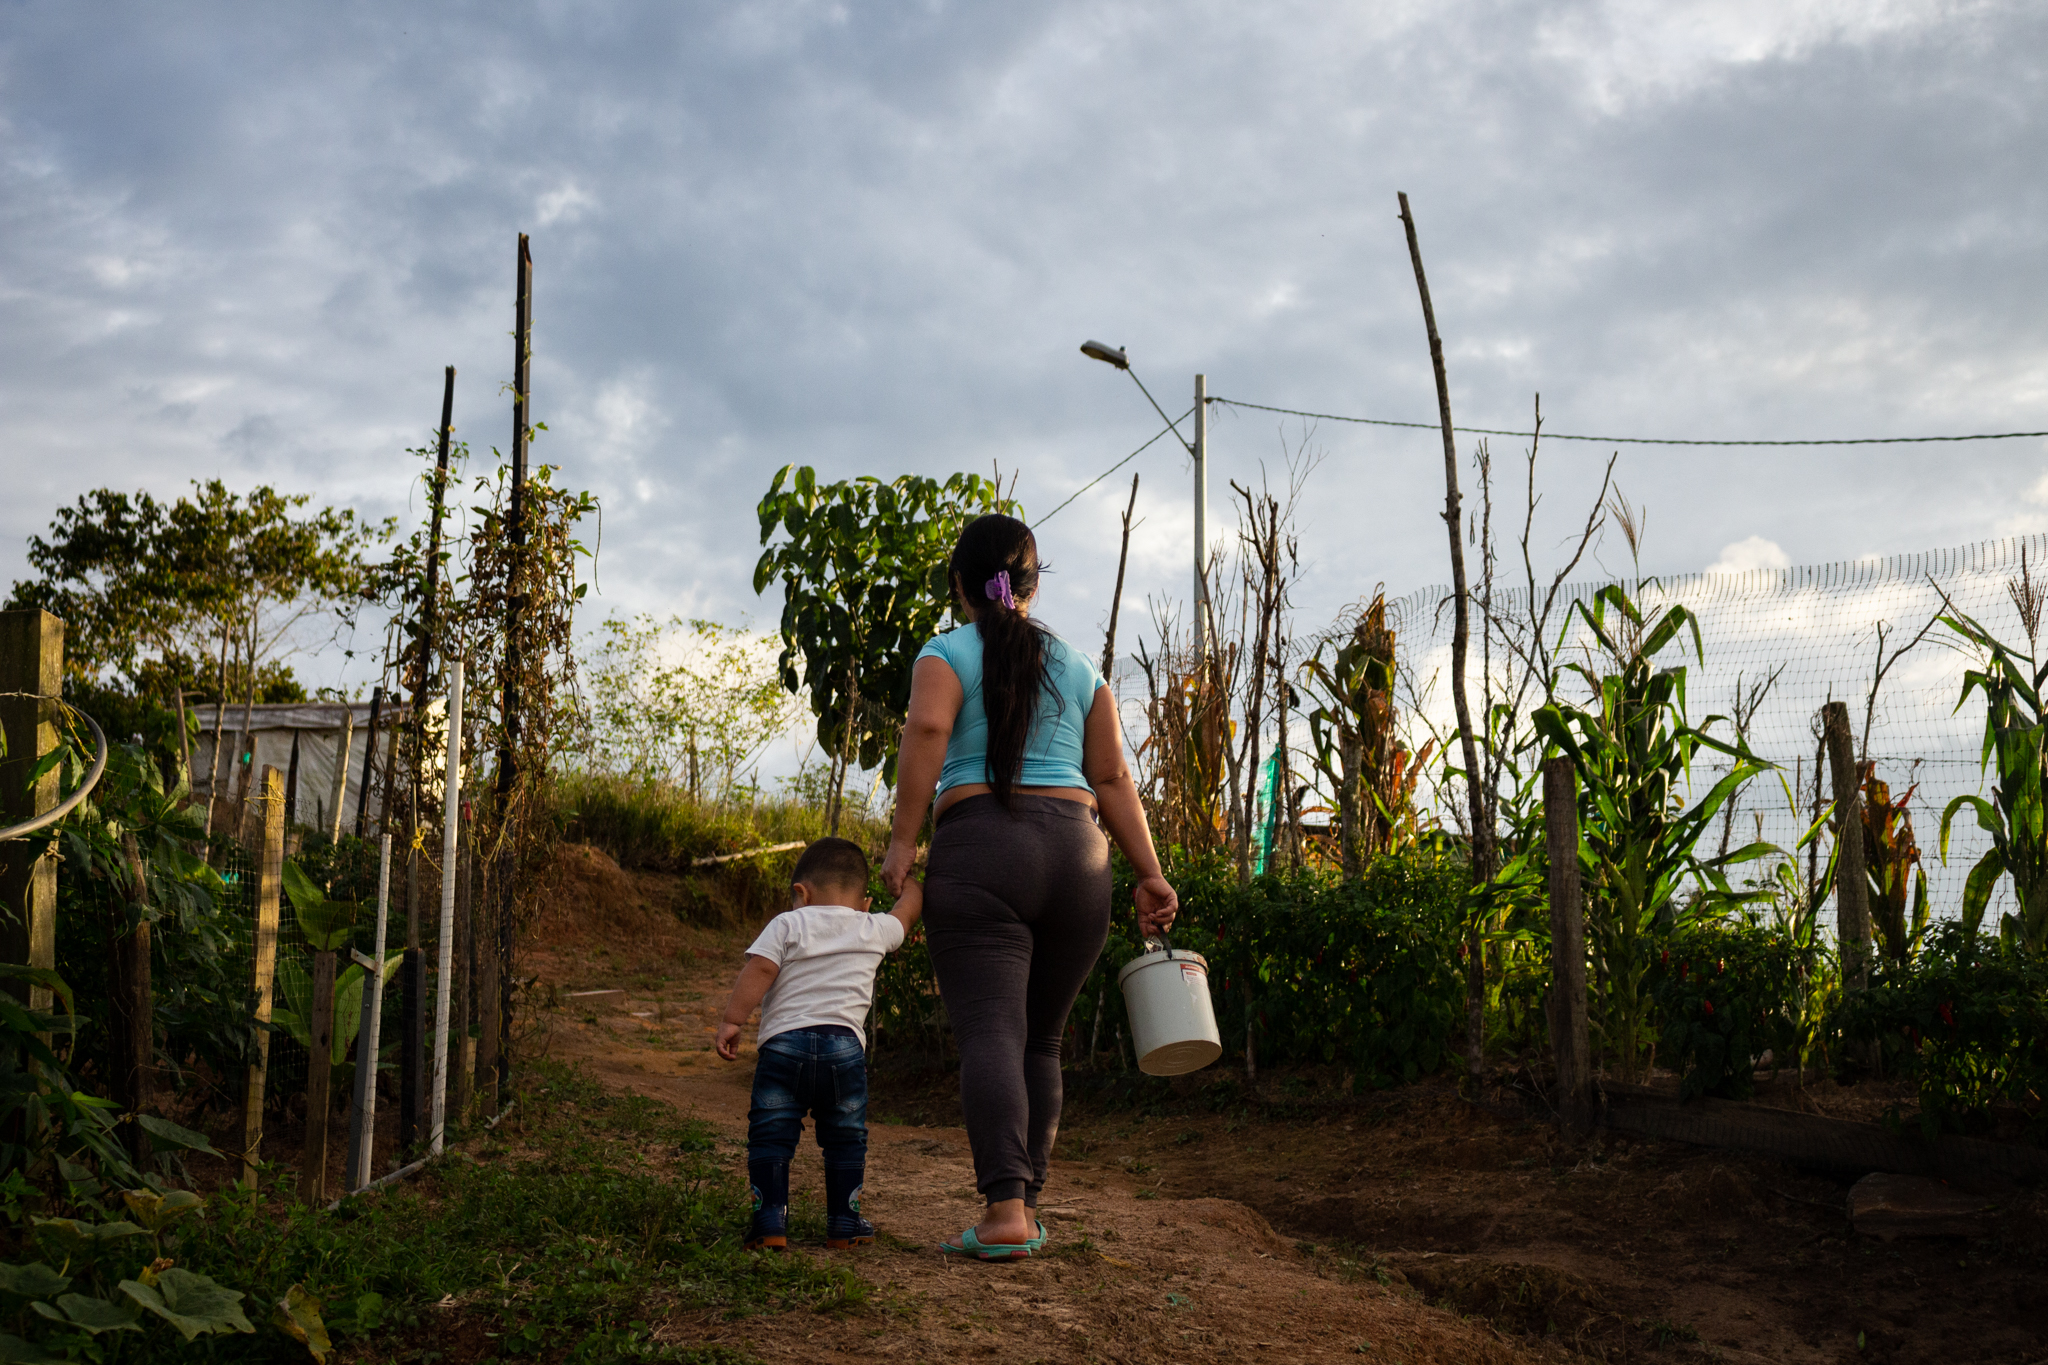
[1116,942,1223,1077]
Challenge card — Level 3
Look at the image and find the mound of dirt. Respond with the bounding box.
[1385,1252,1610,1338]
[533,843,689,948]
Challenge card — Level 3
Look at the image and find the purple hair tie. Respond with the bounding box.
[986,570,1017,611]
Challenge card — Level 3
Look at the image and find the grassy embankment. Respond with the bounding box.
[185,1061,865,1363]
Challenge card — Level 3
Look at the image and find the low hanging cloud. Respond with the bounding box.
[1705,535,1793,576]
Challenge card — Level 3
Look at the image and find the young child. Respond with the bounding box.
[715,837,922,1251]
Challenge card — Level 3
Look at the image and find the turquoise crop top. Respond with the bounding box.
[915,623,1107,794]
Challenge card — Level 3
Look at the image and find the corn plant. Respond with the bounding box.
[1936,598,2048,954]
[1300,593,1438,875]
[1859,763,1929,966]
[1533,584,1774,1083]
[1132,635,1234,855]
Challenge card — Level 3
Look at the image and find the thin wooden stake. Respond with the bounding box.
[1823,701,1874,990]
[1544,757,1592,1135]
[302,947,337,1202]
[242,766,284,1188]
[1101,473,1141,680]
[1398,191,1491,1082]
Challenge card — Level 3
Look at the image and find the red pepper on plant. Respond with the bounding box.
[1701,999,1714,1016]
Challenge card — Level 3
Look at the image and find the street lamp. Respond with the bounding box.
[1079,341,1210,655]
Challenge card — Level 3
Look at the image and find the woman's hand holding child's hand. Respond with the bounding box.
[880,840,916,897]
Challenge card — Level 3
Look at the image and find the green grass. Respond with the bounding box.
[554,773,888,869]
[551,775,892,926]
[177,1061,865,1362]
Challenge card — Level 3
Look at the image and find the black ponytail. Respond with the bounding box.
[949,514,1053,804]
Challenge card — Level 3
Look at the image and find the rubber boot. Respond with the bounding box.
[824,1161,874,1249]
[745,1158,788,1251]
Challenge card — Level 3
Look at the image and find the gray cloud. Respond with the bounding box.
[3,0,2045,697]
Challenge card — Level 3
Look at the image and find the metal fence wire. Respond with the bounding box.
[211,836,309,1099]
[1384,530,2048,933]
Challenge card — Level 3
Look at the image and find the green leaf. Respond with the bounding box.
[271,1284,332,1362]
[0,1264,69,1299]
[119,1268,255,1340]
[134,1116,221,1158]
[121,1187,204,1231]
[54,1292,143,1334]
[0,1331,63,1365]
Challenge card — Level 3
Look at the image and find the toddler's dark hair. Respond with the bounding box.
[791,838,869,895]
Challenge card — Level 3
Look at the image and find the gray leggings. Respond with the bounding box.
[925,794,1112,1206]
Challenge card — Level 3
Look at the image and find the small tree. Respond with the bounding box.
[753,466,1015,831]
[581,615,793,799]
[10,481,391,697]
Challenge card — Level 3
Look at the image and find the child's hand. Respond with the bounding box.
[889,875,924,933]
[715,1022,743,1061]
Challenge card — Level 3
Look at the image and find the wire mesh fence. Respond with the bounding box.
[1385,530,2048,932]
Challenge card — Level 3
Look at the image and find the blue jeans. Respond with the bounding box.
[747,1026,869,1165]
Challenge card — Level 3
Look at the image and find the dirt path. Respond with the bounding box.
[524,849,1563,1365]
[527,848,2048,1365]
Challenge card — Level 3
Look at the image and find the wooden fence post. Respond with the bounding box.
[477,858,501,1111]
[242,766,284,1188]
[324,708,352,843]
[301,946,336,1202]
[0,610,63,1016]
[1822,701,1874,992]
[114,834,155,1166]
[1544,757,1593,1135]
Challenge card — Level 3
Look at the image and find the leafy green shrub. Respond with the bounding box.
[1648,919,1812,1100]
[878,846,1466,1090]
[1829,923,2048,1140]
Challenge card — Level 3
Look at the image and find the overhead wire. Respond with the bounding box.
[1044,394,2046,526]
[1038,407,1193,523]
[1208,397,2048,446]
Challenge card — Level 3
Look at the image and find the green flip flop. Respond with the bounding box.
[938,1227,1033,1261]
[1025,1220,1048,1252]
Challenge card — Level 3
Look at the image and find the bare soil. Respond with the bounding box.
[525,847,2048,1365]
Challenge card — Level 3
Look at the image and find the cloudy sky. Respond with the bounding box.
[4,0,2046,701]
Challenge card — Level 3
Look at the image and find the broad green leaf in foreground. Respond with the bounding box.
[120,1267,255,1341]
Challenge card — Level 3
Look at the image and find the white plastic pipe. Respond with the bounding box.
[429,660,464,1154]
[348,834,393,1190]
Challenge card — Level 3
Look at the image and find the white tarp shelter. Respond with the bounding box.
[192,700,417,835]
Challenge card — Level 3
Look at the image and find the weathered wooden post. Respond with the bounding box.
[1544,757,1593,1135]
[1822,701,1874,992]
[353,686,383,841]
[242,766,284,1188]
[343,833,393,1192]
[113,834,155,1166]
[301,940,336,1202]
[0,610,63,1016]
[477,862,500,1111]
[325,707,352,843]
[490,234,534,1109]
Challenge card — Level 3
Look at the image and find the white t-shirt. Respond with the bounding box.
[744,905,906,1049]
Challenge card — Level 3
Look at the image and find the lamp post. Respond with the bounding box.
[1080,341,1210,655]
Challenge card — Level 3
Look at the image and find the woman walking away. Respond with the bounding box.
[881,513,1177,1261]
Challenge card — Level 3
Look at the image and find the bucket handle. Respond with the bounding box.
[1141,929,1176,960]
